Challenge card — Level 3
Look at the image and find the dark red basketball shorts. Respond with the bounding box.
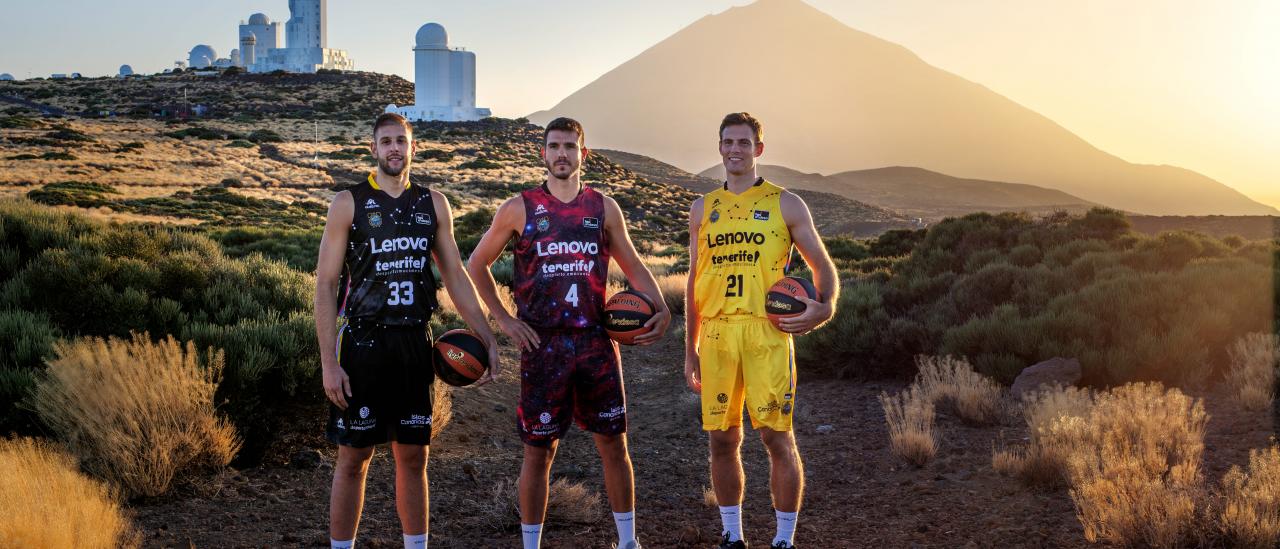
[517,327,626,447]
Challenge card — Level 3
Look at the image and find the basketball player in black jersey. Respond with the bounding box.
[315,112,499,549]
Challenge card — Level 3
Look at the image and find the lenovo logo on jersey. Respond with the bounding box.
[705,231,766,248]
[370,237,432,254]
[536,241,599,257]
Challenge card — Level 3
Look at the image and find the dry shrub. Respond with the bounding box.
[702,485,718,507]
[1066,383,1208,547]
[879,386,937,466]
[547,478,603,524]
[1225,333,1279,411]
[915,355,1002,424]
[32,334,240,498]
[0,437,141,548]
[657,272,687,316]
[430,380,452,440]
[995,385,1096,488]
[1219,445,1280,548]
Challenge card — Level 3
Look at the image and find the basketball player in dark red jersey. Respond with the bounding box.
[315,113,499,549]
[468,117,670,549]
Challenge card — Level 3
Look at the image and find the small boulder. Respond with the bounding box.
[815,424,835,434]
[290,449,323,470]
[1011,357,1081,398]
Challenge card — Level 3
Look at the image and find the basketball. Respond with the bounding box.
[766,276,818,328]
[604,289,657,345]
[433,329,489,386]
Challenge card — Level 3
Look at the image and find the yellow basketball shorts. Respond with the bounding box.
[698,315,796,431]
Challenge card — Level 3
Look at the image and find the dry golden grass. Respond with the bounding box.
[1225,333,1280,411]
[702,485,718,507]
[914,355,1003,424]
[879,386,937,467]
[31,334,241,498]
[607,253,681,286]
[547,478,604,524]
[1219,445,1280,548]
[995,385,1095,488]
[0,437,140,548]
[431,380,453,440]
[656,272,687,316]
[1066,383,1208,547]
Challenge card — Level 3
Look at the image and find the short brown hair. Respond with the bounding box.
[373,112,413,139]
[719,112,763,143]
[544,117,585,147]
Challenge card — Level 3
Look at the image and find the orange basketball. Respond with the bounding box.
[765,276,818,329]
[433,329,489,386]
[604,290,657,345]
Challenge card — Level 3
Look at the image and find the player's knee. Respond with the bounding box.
[523,443,557,470]
[708,429,743,457]
[594,433,629,459]
[335,447,374,477]
[760,430,798,459]
[393,447,427,471]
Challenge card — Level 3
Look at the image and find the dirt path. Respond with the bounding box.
[132,329,1275,548]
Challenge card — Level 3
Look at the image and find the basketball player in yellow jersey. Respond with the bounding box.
[685,113,840,549]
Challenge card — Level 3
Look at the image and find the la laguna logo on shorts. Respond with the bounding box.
[582,217,599,229]
[414,212,433,225]
[538,412,552,424]
[359,406,370,419]
[536,217,550,232]
[367,212,383,228]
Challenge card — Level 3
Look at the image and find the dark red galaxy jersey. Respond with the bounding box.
[512,184,610,329]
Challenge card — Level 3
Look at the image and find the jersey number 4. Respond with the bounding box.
[387,281,415,305]
[565,284,579,307]
[724,274,744,297]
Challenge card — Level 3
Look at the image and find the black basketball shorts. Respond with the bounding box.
[326,319,435,447]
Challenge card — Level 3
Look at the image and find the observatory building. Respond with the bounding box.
[386,23,490,122]
[186,2,353,74]
[0,74,14,81]
[237,12,281,68]
[188,45,218,69]
[251,0,354,73]
[118,65,134,77]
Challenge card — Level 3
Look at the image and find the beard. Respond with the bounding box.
[543,158,577,179]
[378,155,408,177]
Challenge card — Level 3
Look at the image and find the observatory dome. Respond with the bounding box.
[416,23,448,49]
[248,13,270,25]
[188,45,218,67]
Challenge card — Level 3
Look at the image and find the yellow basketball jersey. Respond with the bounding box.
[694,179,792,319]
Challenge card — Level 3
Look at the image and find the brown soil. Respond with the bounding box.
[131,333,1275,548]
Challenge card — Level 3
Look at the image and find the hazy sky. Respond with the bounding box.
[2,1,1275,208]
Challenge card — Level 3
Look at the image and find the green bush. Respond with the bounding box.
[797,208,1280,387]
[457,158,503,170]
[247,129,284,143]
[0,201,318,463]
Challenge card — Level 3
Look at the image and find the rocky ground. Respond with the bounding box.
[129,331,1274,548]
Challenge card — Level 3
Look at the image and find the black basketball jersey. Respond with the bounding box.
[337,175,439,326]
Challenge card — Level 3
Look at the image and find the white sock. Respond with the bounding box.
[521,523,543,549]
[613,511,636,545]
[403,532,426,549]
[719,505,743,542]
[331,539,354,549]
[773,510,798,547]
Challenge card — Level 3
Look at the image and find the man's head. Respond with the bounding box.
[371,112,415,177]
[542,117,588,181]
[718,112,764,176]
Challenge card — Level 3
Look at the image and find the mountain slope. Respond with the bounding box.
[530,0,1275,216]
[598,149,924,236]
[700,164,1099,218]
